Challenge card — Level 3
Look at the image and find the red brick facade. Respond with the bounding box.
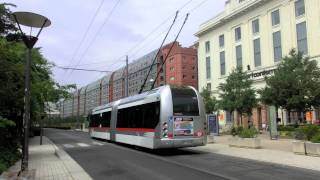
[157,42,198,89]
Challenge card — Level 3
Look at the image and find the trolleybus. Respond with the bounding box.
[88,85,207,149]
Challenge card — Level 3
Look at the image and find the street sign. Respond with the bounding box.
[208,114,219,135]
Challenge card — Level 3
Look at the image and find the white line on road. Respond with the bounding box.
[92,141,104,146]
[77,143,90,147]
[63,144,75,148]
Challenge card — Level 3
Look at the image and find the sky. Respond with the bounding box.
[8,0,225,88]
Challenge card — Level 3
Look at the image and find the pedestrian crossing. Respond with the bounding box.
[62,141,106,149]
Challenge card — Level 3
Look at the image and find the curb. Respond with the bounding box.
[47,138,93,180]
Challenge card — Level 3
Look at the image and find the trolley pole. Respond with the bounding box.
[126,55,129,97]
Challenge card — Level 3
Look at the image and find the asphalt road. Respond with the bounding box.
[45,129,320,180]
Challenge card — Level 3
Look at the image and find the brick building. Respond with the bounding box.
[157,42,198,89]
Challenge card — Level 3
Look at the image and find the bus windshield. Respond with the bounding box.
[171,87,199,116]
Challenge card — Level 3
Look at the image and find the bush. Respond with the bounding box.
[238,128,258,138]
[294,124,320,141]
[0,116,21,174]
[278,125,296,132]
[231,126,243,136]
[311,133,320,143]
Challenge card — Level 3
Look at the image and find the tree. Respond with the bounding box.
[0,3,76,173]
[0,3,76,127]
[218,66,257,126]
[0,3,16,36]
[200,87,218,114]
[259,49,320,120]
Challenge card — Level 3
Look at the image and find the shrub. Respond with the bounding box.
[238,128,258,138]
[231,126,244,136]
[294,124,320,141]
[311,133,320,143]
[302,124,320,141]
[278,125,296,132]
[0,116,21,174]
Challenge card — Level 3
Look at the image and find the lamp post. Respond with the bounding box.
[11,11,51,172]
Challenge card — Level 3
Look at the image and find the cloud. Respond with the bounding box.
[9,0,226,87]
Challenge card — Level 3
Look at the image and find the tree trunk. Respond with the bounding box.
[287,110,291,124]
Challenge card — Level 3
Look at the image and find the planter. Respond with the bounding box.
[305,142,320,157]
[292,141,306,155]
[228,137,261,149]
[207,135,214,144]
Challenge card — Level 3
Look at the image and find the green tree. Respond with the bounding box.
[0,3,16,36]
[200,87,218,114]
[259,49,320,120]
[218,66,257,125]
[0,3,76,173]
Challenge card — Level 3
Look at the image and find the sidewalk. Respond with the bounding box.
[193,134,320,172]
[1,136,92,180]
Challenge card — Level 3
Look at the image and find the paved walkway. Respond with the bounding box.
[192,134,320,172]
[1,136,92,180]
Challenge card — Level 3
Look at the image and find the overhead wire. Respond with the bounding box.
[60,0,210,85]
[60,0,105,78]
[65,0,121,81]
[60,0,194,73]
[124,0,194,56]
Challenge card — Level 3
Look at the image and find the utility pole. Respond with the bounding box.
[126,55,129,97]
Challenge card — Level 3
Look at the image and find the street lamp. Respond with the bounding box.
[11,11,51,172]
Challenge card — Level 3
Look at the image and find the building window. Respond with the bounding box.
[254,38,261,67]
[192,66,195,70]
[169,57,174,63]
[220,51,226,76]
[170,76,175,81]
[295,0,305,17]
[236,45,242,67]
[205,41,210,53]
[183,74,187,79]
[296,22,308,54]
[207,83,211,91]
[271,9,280,26]
[252,19,259,34]
[170,67,174,71]
[235,27,241,41]
[192,75,195,79]
[206,56,211,79]
[219,34,224,47]
[273,31,282,62]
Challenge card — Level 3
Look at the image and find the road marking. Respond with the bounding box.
[63,144,75,148]
[77,143,90,147]
[92,141,104,146]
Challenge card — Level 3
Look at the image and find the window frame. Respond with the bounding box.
[296,21,308,54]
[253,38,261,67]
[235,27,242,41]
[252,19,260,34]
[206,56,211,79]
[295,0,305,17]
[271,9,280,26]
[236,45,242,67]
[220,51,226,76]
[273,31,282,62]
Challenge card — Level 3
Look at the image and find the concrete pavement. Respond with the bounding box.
[193,134,320,171]
[0,136,92,180]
